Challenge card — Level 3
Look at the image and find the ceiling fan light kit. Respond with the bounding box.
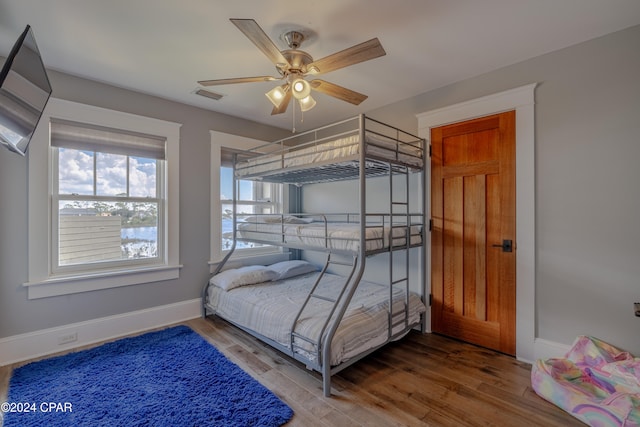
[298,95,316,112]
[291,78,311,99]
[197,18,386,122]
[266,84,289,108]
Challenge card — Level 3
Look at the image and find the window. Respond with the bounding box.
[210,131,288,270]
[52,119,164,272]
[220,165,281,253]
[26,98,181,299]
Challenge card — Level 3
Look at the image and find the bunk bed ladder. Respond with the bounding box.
[289,253,358,360]
[388,163,412,337]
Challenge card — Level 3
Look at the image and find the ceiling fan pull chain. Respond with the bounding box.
[292,102,296,133]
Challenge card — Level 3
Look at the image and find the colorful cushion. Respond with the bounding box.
[531,335,640,426]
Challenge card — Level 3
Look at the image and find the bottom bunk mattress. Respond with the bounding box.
[207,270,425,366]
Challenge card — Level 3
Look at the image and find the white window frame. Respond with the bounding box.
[52,147,164,274]
[25,98,181,299]
[210,131,288,272]
[220,165,281,253]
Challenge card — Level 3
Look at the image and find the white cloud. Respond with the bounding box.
[129,158,156,197]
[58,148,94,194]
[58,149,157,197]
[97,153,127,195]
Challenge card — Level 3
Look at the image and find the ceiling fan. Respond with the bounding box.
[198,19,386,115]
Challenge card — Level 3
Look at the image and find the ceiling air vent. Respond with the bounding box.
[195,88,223,100]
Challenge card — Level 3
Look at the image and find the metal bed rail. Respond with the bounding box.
[232,114,424,184]
[230,212,424,256]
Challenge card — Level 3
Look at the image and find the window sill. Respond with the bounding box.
[23,264,183,299]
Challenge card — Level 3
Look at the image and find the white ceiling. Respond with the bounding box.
[1,0,640,132]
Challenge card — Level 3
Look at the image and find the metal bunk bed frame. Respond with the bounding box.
[202,114,427,397]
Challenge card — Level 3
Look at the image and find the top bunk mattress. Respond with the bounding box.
[235,131,424,180]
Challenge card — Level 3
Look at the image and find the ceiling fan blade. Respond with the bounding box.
[230,19,291,68]
[271,87,292,115]
[306,38,386,75]
[198,76,279,86]
[310,79,368,105]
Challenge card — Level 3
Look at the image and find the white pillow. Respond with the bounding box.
[269,260,317,280]
[241,215,281,223]
[241,215,313,224]
[283,215,314,224]
[210,265,278,291]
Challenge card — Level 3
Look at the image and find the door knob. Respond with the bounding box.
[492,239,513,252]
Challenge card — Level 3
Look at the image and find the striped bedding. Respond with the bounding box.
[207,271,425,366]
[235,132,423,178]
[237,221,423,252]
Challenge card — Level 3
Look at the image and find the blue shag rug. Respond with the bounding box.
[3,325,293,426]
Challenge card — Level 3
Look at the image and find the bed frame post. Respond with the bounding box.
[320,114,369,397]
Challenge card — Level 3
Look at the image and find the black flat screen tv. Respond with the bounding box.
[0,25,52,156]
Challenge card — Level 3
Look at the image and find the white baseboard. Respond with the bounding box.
[0,299,201,366]
[532,337,571,363]
[0,299,573,369]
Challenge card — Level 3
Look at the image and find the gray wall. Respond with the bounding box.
[311,24,640,354]
[0,69,288,338]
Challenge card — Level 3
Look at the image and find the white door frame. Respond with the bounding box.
[417,83,537,362]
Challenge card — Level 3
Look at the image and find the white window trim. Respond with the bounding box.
[209,131,288,273]
[25,98,182,299]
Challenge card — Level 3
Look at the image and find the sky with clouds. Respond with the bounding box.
[58,148,157,197]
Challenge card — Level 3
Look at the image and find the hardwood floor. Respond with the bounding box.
[0,317,584,426]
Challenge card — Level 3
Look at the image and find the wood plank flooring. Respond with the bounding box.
[0,317,584,426]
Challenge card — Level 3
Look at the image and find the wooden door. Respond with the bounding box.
[431,111,516,355]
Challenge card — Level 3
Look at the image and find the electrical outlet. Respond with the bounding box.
[58,332,78,345]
